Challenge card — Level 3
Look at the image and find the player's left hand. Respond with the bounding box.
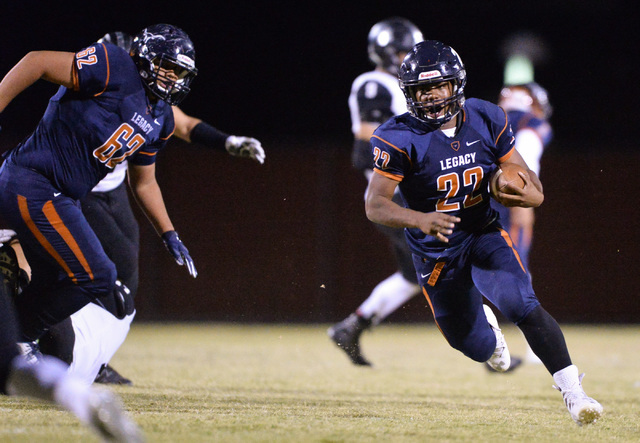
[496,172,544,208]
[161,230,197,278]
[225,135,265,164]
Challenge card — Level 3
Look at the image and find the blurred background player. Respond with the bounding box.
[0,24,199,389]
[0,230,143,442]
[35,31,265,385]
[495,82,552,274]
[327,17,423,366]
[480,82,551,372]
[490,33,553,367]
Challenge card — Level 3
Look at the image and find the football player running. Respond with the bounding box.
[328,18,526,372]
[364,39,602,426]
[328,17,425,366]
[0,24,198,386]
[31,31,265,386]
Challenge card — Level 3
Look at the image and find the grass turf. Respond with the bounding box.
[1,323,638,442]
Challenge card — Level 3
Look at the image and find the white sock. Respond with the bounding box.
[53,374,93,424]
[553,364,581,391]
[7,355,93,424]
[357,272,421,323]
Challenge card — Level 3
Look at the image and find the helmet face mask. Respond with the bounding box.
[130,24,198,106]
[399,40,467,128]
[368,17,423,74]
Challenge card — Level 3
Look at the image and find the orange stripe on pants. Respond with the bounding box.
[18,195,78,282]
[422,286,445,337]
[42,200,94,280]
[499,228,526,273]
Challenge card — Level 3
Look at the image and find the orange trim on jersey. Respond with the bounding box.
[497,146,515,163]
[136,151,157,157]
[72,64,80,91]
[422,286,445,337]
[495,108,509,145]
[498,227,526,273]
[161,128,175,141]
[427,261,445,286]
[17,195,78,283]
[42,201,94,280]
[371,135,412,166]
[373,168,403,182]
[93,43,110,97]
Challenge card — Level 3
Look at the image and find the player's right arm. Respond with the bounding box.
[0,51,74,113]
[365,172,460,243]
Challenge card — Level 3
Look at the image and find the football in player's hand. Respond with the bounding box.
[490,163,528,197]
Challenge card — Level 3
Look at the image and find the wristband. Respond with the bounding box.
[190,122,230,151]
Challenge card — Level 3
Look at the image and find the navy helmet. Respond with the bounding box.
[399,40,467,128]
[98,31,134,52]
[368,17,423,74]
[130,24,198,106]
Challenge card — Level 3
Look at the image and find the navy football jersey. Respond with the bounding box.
[371,98,516,255]
[5,42,175,199]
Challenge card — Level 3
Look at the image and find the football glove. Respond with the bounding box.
[225,135,265,164]
[161,230,197,278]
[0,229,17,246]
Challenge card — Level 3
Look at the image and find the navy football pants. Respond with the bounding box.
[0,163,116,341]
[413,222,540,362]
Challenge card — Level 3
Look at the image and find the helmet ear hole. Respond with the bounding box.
[130,24,198,106]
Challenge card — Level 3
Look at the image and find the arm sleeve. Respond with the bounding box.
[189,122,229,150]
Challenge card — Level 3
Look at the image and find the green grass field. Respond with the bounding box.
[1,323,639,442]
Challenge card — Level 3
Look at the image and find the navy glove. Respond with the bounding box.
[161,230,197,278]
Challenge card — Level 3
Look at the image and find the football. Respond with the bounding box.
[489,163,527,197]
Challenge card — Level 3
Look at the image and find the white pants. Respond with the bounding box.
[68,303,135,385]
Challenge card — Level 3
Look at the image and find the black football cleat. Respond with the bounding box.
[327,313,372,366]
[94,364,133,386]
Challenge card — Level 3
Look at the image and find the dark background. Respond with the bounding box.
[1,1,638,323]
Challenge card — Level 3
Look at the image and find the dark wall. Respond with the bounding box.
[131,137,640,323]
[1,2,638,323]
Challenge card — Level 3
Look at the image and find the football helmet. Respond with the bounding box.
[368,17,423,74]
[130,24,198,106]
[499,82,552,119]
[399,40,467,128]
[98,31,133,52]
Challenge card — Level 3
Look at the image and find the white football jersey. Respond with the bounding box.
[348,69,407,136]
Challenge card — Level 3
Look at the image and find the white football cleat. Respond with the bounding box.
[483,304,511,372]
[554,373,603,426]
[87,389,145,442]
